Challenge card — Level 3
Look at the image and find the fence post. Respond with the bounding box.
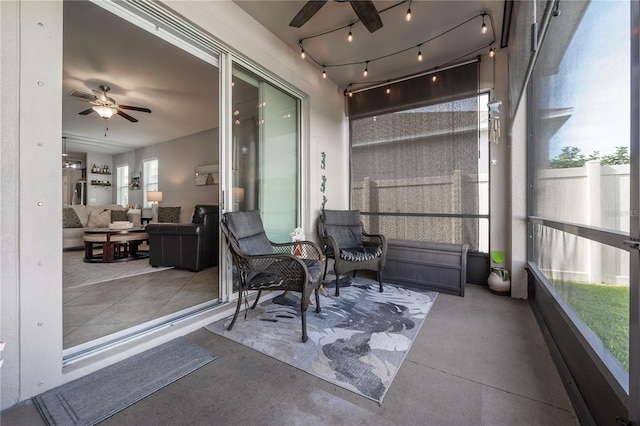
[586,160,602,283]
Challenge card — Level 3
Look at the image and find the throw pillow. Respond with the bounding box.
[110,209,129,223]
[62,207,83,228]
[87,209,111,228]
[158,206,181,223]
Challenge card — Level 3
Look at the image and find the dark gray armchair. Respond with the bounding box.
[146,205,219,272]
[318,209,387,296]
[221,210,323,342]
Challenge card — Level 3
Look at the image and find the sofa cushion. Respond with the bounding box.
[62,208,83,228]
[87,210,111,228]
[110,209,129,222]
[158,206,181,223]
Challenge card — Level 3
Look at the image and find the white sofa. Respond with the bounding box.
[62,204,142,249]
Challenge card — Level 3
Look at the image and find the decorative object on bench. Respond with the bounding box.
[487,250,510,295]
[221,210,323,342]
[146,205,219,272]
[318,209,387,296]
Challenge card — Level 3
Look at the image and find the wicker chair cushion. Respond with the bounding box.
[224,211,272,255]
[322,210,364,250]
[340,246,382,262]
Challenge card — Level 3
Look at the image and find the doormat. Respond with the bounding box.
[33,337,216,425]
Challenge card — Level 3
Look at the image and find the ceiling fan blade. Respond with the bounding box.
[116,110,139,123]
[350,1,383,33]
[289,0,328,27]
[118,105,152,113]
[92,89,108,103]
[78,108,95,115]
[68,89,98,103]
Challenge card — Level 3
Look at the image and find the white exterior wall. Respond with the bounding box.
[0,0,346,408]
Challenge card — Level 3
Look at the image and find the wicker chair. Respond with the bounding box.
[318,209,387,296]
[221,210,323,342]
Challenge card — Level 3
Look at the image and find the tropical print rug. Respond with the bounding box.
[206,276,437,403]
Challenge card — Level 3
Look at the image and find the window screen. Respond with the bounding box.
[348,62,482,250]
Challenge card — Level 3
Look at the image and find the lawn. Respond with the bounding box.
[552,280,629,371]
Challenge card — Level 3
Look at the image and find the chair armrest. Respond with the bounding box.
[271,240,324,260]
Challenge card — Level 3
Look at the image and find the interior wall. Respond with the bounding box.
[113,128,219,209]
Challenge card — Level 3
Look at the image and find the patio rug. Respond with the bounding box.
[205,276,437,404]
[33,337,217,425]
[63,249,172,288]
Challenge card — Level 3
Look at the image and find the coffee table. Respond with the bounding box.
[83,227,149,263]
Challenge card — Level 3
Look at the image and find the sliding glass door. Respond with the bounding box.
[231,65,299,239]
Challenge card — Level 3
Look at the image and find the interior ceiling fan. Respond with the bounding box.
[290,0,383,33]
[68,84,151,122]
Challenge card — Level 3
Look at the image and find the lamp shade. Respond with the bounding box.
[147,191,163,202]
[232,187,245,203]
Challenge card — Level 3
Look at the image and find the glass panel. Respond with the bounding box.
[230,65,300,291]
[232,65,299,242]
[532,1,630,232]
[533,224,629,370]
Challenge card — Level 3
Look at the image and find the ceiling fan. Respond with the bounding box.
[290,0,383,33]
[68,84,151,122]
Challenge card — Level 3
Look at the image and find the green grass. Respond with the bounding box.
[551,280,629,371]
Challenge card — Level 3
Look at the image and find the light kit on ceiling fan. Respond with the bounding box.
[68,84,151,123]
[92,105,116,119]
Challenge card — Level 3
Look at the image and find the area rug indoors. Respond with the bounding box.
[33,337,217,426]
[205,276,437,403]
[63,249,172,288]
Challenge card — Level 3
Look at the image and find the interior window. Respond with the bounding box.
[143,158,159,208]
[116,164,129,206]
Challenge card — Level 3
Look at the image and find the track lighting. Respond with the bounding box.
[348,25,353,43]
[481,13,488,34]
[363,62,369,77]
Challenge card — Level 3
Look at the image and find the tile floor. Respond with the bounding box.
[63,266,218,348]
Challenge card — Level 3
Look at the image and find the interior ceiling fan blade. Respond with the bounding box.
[78,108,95,115]
[92,88,108,103]
[116,110,139,123]
[118,105,152,113]
[289,0,328,27]
[350,0,383,33]
[68,89,98,103]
